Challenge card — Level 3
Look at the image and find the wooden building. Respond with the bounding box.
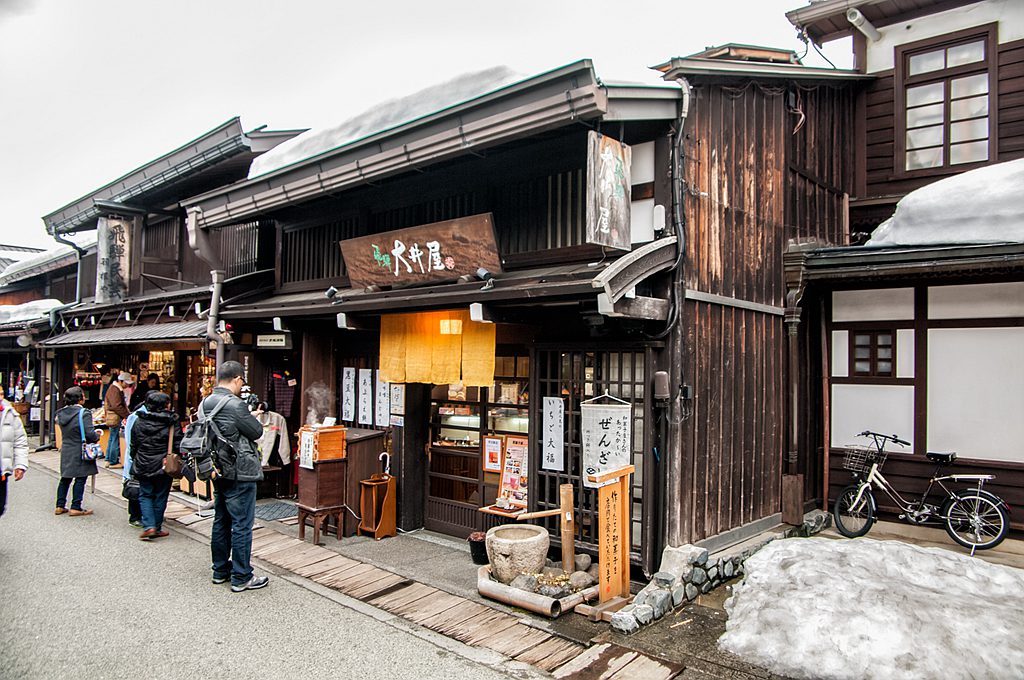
[181,53,865,572]
[785,0,1024,527]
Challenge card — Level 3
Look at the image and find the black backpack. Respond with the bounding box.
[180,396,234,481]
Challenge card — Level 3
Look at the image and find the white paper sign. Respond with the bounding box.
[322,417,337,427]
[581,402,632,488]
[299,429,315,469]
[390,384,405,415]
[541,397,564,471]
[389,415,405,427]
[358,368,373,425]
[375,371,390,427]
[342,368,356,422]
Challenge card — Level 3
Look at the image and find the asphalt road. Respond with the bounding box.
[0,466,524,680]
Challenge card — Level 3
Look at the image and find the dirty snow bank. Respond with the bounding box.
[719,537,1024,680]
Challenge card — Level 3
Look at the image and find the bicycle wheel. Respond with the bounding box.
[942,491,1009,550]
[833,484,875,538]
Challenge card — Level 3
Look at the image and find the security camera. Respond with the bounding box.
[325,285,338,299]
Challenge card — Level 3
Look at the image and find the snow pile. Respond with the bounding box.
[868,158,1024,246]
[719,537,1024,680]
[248,66,524,179]
[0,299,64,324]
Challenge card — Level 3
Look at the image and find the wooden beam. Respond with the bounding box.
[597,292,669,320]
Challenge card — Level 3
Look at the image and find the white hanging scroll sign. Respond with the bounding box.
[541,396,565,471]
[358,368,373,425]
[581,395,632,489]
[342,367,356,422]
[375,371,390,427]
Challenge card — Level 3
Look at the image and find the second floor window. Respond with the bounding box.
[898,26,995,173]
[851,330,894,378]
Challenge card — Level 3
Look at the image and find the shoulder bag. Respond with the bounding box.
[162,424,184,478]
[79,408,103,461]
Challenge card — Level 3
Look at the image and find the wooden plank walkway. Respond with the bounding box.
[28,450,681,679]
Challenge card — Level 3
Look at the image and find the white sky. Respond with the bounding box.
[0,0,850,249]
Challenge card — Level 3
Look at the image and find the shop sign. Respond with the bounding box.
[497,435,529,509]
[256,334,291,349]
[581,401,632,488]
[95,216,132,304]
[541,397,564,471]
[585,131,632,251]
[342,367,355,422]
[298,430,315,469]
[389,384,405,415]
[358,368,373,425]
[339,213,502,288]
[374,371,390,427]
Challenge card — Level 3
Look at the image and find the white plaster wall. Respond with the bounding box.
[832,330,849,377]
[897,329,915,378]
[832,384,916,453]
[833,288,915,322]
[927,327,1024,462]
[630,141,656,244]
[630,141,655,184]
[929,282,1024,319]
[867,0,1024,73]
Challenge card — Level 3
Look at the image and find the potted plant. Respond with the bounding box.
[467,531,488,565]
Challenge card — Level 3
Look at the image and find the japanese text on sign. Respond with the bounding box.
[342,368,355,422]
[541,397,564,472]
[581,402,632,488]
[375,371,390,427]
[358,368,373,425]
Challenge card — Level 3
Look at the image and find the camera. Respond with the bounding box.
[243,392,268,412]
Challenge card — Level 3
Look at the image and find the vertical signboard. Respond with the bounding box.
[95,216,132,304]
[342,368,356,422]
[581,402,632,488]
[358,368,373,425]
[541,396,565,471]
[374,371,390,427]
[497,435,529,509]
[586,132,632,251]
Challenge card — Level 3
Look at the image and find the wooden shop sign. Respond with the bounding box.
[339,213,502,289]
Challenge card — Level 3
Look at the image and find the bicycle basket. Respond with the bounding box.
[842,446,883,474]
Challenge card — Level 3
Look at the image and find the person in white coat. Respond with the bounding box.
[0,397,29,516]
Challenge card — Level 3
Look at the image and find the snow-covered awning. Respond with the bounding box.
[0,299,64,326]
[0,237,96,286]
[867,159,1024,247]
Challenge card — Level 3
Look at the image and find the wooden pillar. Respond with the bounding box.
[395,383,429,531]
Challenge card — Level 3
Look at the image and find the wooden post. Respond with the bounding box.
[559,483,575,571]
[589,465,634,603]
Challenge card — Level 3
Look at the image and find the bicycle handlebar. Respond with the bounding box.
[857,430,910,447]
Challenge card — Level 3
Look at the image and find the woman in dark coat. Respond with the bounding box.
[130,391,183,540]
[54,386,100,516]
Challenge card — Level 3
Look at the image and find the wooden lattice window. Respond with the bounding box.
[850,331,895,377]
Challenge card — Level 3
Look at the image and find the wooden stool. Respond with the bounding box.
[297,503,344,545]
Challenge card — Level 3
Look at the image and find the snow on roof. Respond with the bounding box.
[0,299,65,324]
[720,537,1024,679]
[248,66,526,180]
[867,158,1024,247]
[0,235,96,285]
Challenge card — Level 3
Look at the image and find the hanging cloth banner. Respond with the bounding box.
[541,397,565,471]
[378,315,407,383]
[581,398,632,488]
[377,309,496,387]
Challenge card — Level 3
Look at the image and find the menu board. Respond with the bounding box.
[497,435,529,509]
[483,435,503,473]
[581,402,632,488]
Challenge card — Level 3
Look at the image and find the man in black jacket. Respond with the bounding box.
[204,360,268,592]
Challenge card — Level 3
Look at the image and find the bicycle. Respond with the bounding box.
[833,431,1011,551]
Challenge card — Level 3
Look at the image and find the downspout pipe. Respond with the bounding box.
[186,208,226,368]
[50,228,87,308]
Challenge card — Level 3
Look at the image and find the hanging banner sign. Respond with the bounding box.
[342,367,356,422]
[299,430,315,470]
[586,131,632,251]
[581,402,632,488]
[95,216,132,304]
[358,368,373,425]
[389,384,405,415]
[374,371,390,427]
[497,435,529,509]
[339,213,502,288]
[541,397,565,471]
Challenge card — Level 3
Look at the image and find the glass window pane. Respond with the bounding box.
[951,94,988,121]
[855,348,871,359]
[907,102,944,129]
[877,361,892,375]
[950,140,988,165]
[854,361,871,374]
[946,40,985,68]
[877,347,892,359]
[877,334,892,346]
[951,73,988,99]
[909,49,945,76]
[854,334,871,346]
[906,147,943,170]
[951,118,988,143]
[907,82,945,107]
[907,125,943,150]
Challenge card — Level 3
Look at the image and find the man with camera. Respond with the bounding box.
[202,360,268,592]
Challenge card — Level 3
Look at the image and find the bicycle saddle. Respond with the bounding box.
[926,451,956,464]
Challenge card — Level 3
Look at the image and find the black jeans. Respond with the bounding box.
[211,479,257,586]
[128,497,142,523]
[0,475,7,517]
[57,477,87,510]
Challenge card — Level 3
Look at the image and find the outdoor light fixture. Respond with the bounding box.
[194,302,203,315]
[74,317,80,327]
[89,315,96,325]
[125,310,131,321]
[325,285,338,299]
[476,268,495,291]
[168,305,175,317]
[273,317,289,332]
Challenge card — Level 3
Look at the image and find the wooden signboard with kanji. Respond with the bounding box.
[592,465,633,602]
[339,213,502,288]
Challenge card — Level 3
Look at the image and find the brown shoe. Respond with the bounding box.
[108,463,124,469]
[139,528,157,541]
[152,530,170,538]
[54,507,68,515]
[68,509,93,517]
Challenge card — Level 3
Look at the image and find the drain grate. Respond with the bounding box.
[254,501,299,522]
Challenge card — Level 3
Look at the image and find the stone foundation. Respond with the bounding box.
[611,510,831,635]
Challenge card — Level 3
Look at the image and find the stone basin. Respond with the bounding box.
[485,524,549,584]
